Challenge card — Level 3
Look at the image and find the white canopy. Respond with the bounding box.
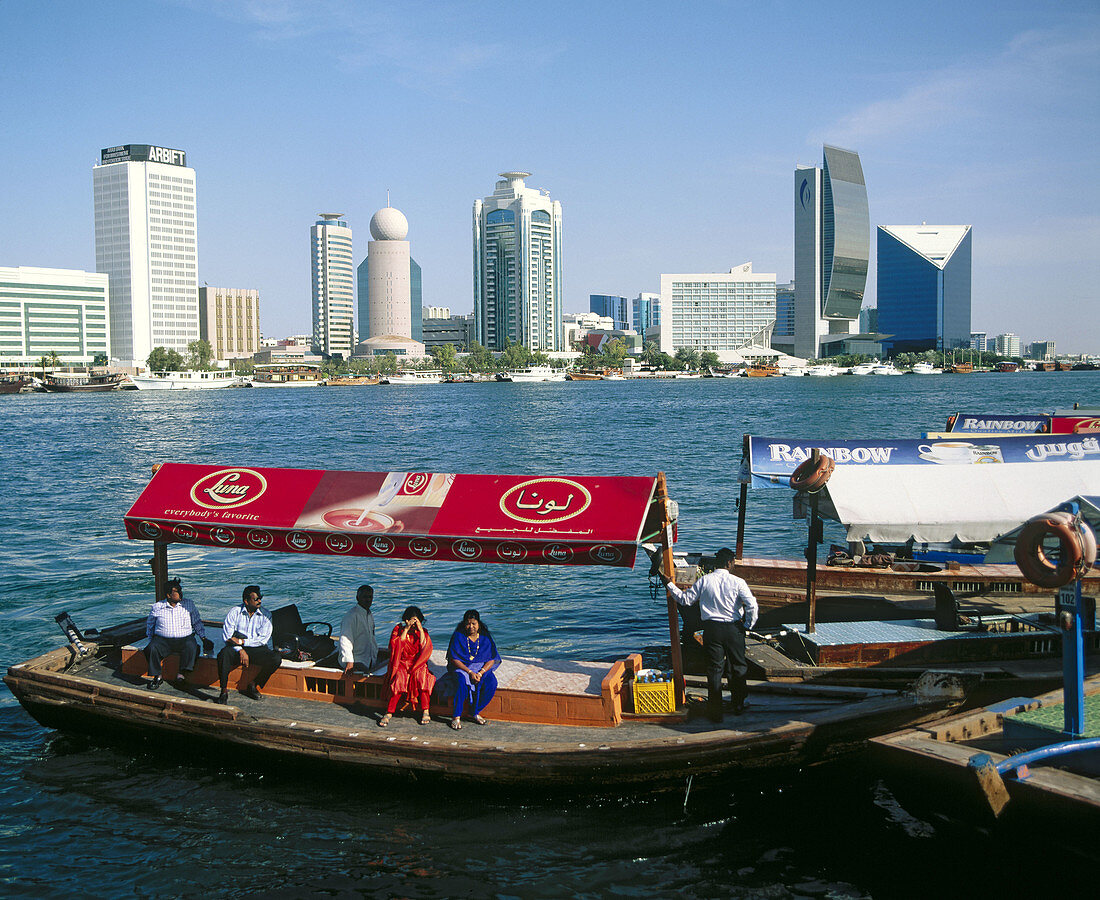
[815,460,1100,544]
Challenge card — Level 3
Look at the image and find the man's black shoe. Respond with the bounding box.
[733,701,750,716]
[215,692,229,705]
[241,684,263,701]
[147,676,162,690]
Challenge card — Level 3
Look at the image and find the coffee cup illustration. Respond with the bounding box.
[918,441,975,463]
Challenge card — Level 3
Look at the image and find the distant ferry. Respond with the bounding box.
[251,364,324,387]
[380,370,442,385]
[910,362,942,375]
[41,371,126,392]
[130,370,246,390]
[496,366,566,383]
[994,362,1019,373]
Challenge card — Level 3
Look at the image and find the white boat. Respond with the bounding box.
[781,367,807,376]
[806,364,840,377]
[498,366,566,383]
[380,370,442,385]
[911,362,942,375]
[252,364,324,387]
[849,362,878,376]
[872,364,904,376]
[672,371,703,379]
[130,370,246,390]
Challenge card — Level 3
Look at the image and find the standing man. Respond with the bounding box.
[338,584,379,675]
[216,585,282,704]
[661,547,758,722]
[145,578,210,689]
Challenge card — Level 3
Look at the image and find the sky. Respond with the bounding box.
[2,0,1098,351]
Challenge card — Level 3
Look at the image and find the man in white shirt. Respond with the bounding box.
[339,585,378,675]
[662,547,758,722]
[215,585,281,704]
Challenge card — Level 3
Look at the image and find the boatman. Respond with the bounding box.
[660,547,758,722]
[215,585,282,704]
[145,578,212,690]
[338,584,379,675]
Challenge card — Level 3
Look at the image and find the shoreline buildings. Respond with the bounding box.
[658,263,776,361]
[198,287,260,361]
[473,172,563,352]
[589,295,630,331]
[310,213,354,360]
[793,145,869,359]
[877,225,972,354]
[93,144,198,367]
[0,266,110,367]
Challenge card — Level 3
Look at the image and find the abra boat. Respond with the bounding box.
[41,371,126,392]
[3,464,971,793]
[497,366,567,382]
[0,373,35,394]
[251,364,324,387]
[380,370,442,384]
[130,370,246,390]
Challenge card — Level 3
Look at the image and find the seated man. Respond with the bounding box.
[216,585,282,704]
[338,584,378,675]
[145,578,211,689]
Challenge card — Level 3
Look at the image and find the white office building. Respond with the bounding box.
[473,172,563,352]
[658,263,776,361]
[93,144,198,367]
[0,266,110,368]
[995,333,1021,357]
[311,214,354,359]
[199,287,260,361]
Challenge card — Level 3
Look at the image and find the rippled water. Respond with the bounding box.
[2,374,1096,897]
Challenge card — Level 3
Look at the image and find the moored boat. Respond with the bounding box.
[0,373,35,394]
[323,375,381,386]
[497,366,566,382]
[911,362,942,375]
[130,370,246,390]
[380,369,442,384]
[744,364,780,377]
[995,362,1020,373]
[41,371,126,392]
[252,364,324,387]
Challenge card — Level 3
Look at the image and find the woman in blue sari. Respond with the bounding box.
[445,609,501,730]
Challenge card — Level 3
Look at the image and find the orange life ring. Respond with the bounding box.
[1014,512,1096,588]
[789,453,835,493]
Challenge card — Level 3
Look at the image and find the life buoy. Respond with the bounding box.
[789,453,835,493]
[1014,511,1097,588]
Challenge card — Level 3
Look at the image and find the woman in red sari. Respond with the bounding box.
[378,606,435,726]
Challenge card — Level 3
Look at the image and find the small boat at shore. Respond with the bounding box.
[497,366,566,382]
[380,369,442,384]
[252,364,324,387]
[130,370,246,390]
[4,464,971,794]
[0,373,35,394]
[322,375,380,386]
[911,361,942,375]
[41,371,126,392]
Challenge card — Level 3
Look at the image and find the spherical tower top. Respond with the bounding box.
[369,206,409,241]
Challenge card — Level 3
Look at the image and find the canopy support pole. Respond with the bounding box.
[151,540,168,602]
[657,472,687,707]
[735,434,749,561]
[805,450,821,635]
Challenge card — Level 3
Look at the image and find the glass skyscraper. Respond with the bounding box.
[589,294,630,330]
[473,172,563,351]
[877,225,972,354]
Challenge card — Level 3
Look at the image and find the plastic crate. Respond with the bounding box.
[631,672,676,714]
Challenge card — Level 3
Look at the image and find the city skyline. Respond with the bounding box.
[1,2,1097,351]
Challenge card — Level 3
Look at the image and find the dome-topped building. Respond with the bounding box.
[355,200,423,356]
[369,205,409,242]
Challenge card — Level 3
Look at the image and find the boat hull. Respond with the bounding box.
[130,372,243,390]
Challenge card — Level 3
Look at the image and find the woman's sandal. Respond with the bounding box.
[449,717,462,730]
[474,715,489,726]
[420,711,431,725]
[378,713,391,728]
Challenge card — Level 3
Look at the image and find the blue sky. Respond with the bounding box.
[2,0,1097,350]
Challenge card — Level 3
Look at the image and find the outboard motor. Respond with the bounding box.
[55,611,88,657]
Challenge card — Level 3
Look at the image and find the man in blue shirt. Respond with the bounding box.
[215,585,281,704]
[145,578,211,690]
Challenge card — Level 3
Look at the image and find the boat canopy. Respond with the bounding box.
[124,464,664,567]
[984,495,1100,563]
[741,435,1100,544]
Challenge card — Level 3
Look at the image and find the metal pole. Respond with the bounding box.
[1058,579,1086,737]
[657,472,687,707]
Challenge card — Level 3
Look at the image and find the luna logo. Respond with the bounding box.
[211,527,234,545]
[401,472,431,496]
[590,544,622,564]
[409,538,438,558]
[190,468,268,510]
[497,541,526,561]
[173,523,197,541]
[326,534,353,553]
[140,521,161,538]
[287,531,312,551]
[247,529,273,548]
[367,536,394,555]
[543,543,574,563]
[452,539,482,560]
[499,478,592,524]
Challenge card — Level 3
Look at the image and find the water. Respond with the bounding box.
[2,374,1097,897]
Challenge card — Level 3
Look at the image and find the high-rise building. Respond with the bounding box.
[1029,340,1055,361]
[93,144,197,367]
[311,213,354,359]
[199,287,260,361]
[355,207,422,346]
[970,332,987,352]
[877,225,972,354]
[633,292,661,336]
[658,263,776,360]
[473,172,563,351]
[995,333,1021,357]
[858,306,878,334]
[0,266,110,368]
[794,145,869,359]
[774,282,796,341]
[589,295,630,331]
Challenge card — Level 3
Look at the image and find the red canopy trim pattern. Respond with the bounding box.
[124,464,662,567]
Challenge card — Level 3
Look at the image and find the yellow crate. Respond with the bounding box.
[631,678,676,715]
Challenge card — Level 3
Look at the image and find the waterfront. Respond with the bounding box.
[2,374,1098,897]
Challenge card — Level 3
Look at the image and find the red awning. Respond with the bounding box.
[124,464,663,567]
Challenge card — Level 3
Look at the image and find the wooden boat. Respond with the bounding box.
[566,371,604,381]
[1034,362,1055,372]
[995,362,1019,373]
[0,373,34,394]
[41,371,125,392]
[323,375,380,386]
[871,674,1100,825]
[3,464,972,793]
[744,364,780,377]
[252,364,324,387]
[946,362,973,374]
[1056,362,1074,372]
